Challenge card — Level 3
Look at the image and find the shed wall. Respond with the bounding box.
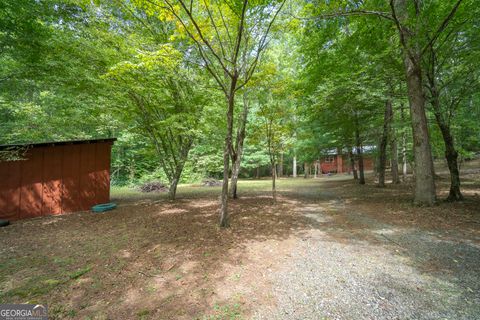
[0,142,112,220]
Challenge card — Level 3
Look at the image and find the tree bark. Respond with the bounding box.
[390,126,400,184]
[405,59,436,204]
[439,123,463,201]
[169,177,179,200]
[378,100,393,187]
[426,46,463,201]
[392,0,436,205]
[220,79,238,228]
[430,96,463,201]
[271,163,277,201]
[293,155,297,177]
[354,115,365,185]
[401,104,408,182]
[230,90,249,199]
[230,156,241,199]
[349,149,358,180]
[304,162,308,179]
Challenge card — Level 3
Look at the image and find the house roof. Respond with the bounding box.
[0,138,117,151]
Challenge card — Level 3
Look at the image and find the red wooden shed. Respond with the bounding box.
[0,138,116,221]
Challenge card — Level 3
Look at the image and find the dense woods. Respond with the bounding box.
[1,0,479,226]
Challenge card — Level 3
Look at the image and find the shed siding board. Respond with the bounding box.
[19,148,44,219]
[0,160,21,220]
[95,143,110,203]
[42,147,63,215]
[62,144,82,213]
[79,144,97,210]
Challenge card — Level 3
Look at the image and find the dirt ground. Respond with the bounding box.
[1,165,479,319]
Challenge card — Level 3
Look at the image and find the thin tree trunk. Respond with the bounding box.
[256,166,260,178]
[378,100,393,187]
[426,48,463,201]
[391,126,400,184]
[401,104,408,182]
[392,0,436,205]
[220,84,237,228]
[430,100,463,200]
[230,156,241,199]
[293,155,297,177]
[304,162,308,179]
[354,116,365,185]
[230,90,249,199]
[349,149,358,180]
[439,123,462,201]
[272,163,277,201]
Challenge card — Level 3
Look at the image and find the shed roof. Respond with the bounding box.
[0,138,116,151]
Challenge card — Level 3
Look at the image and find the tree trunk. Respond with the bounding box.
[304,162,308,179]
[271,163,277,201]
[220,83,237,228]
[393,0,436,205]
[230,157,241,199]
[256,166,260,179]
[349,150,358,180]
[390,126,400,184]
[401,104,408,182]
[169,177,179,200]
[230,90,249,199]
[293,155,297,177]
[442,127,462,201]
[432,103,463,201]
[378,100,393,187]
[405,59,436,204]
[356,148,365,185]
[354,116,365,185]
[426,50,463,201]
[355,130,365,185]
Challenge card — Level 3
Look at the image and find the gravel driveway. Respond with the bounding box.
[254,201,480,320]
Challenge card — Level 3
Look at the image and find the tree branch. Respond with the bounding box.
[420,0,464,56]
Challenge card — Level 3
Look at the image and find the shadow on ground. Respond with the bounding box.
[0,172,479,319]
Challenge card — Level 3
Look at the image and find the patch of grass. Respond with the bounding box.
[145,284,157,294]
[50,304,77,319]
[110,177,336,202]
[0,265,92,302]
[136,309,150,319]
[53,257,75,267]
[199,303,243,320]
[0,276,64,301]
[69,266,92,280]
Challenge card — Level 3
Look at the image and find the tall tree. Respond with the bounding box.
[106,47,208,199]
[136,0,286,226]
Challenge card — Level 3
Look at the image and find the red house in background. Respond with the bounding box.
[0,138,115,221]
[318,148,375,174]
